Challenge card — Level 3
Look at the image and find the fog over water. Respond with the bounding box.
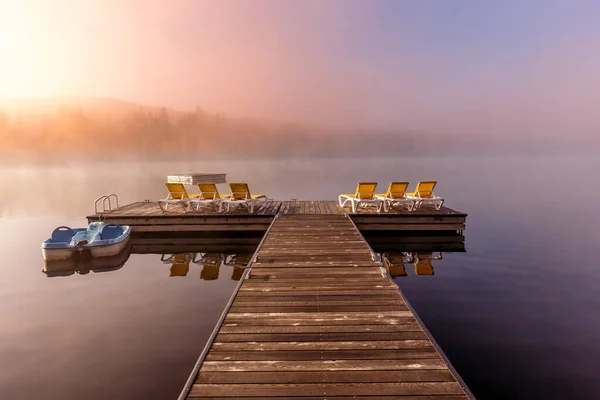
[2,1,600,398]
[1,156,600,399]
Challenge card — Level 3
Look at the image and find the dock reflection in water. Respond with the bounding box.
[370,230,466,278]
[44,248,253,281]
[43,232,464,281]
[42,234,256,281]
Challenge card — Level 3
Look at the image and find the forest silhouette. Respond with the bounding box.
[0,97,596,163]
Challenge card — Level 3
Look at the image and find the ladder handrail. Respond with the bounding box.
[103,196,111,212]
[94,193,120,214]
[94,195,108,214]
[106,193,119,209]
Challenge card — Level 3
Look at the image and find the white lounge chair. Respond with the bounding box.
[375,182,416,211]
[338,182,384,213]
[196,182,231,212]
[221,182,267,214]
[158,182,209,212]
[406,181,444,210]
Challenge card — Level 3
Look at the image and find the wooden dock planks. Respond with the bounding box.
[87,200,466,235]
[87,200,464,219]
[184,215,470,399]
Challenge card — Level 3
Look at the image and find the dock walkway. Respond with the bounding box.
[182,214,470,399]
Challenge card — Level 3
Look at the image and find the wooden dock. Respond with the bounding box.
[87,200,466,234]
[179,214,471,399]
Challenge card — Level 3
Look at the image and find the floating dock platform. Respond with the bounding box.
[87,200,466,234]
[87,200,471,398]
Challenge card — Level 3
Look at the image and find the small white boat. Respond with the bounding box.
[41,222,131,261]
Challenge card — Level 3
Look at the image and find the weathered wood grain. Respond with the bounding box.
[206,349,440,361]
[194,369,456,384]
[181,214,469,399]
[189,382,464,396]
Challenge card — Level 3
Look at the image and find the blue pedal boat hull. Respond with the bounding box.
[41,222,131,261]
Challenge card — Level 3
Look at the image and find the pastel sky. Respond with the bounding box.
[1,0,599,134]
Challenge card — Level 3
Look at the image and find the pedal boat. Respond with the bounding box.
[41,222,131,261]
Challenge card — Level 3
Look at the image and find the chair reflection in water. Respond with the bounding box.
[413,252,443,275]
[382,252,443,276]
[194,253,223,280]
[224,254,253,281]
[382,252,411,277]
[161,253,194,277]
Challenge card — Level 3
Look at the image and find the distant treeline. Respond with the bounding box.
[0,100,597,163]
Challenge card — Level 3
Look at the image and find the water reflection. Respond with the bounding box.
[195,253,222,280]
[224,254,252,280]
[43,243,132,277]
[162,252,252,281]
[41,230,257,281]
[382,251,444,277]
[161,253,193,277]
[43,233,461,280]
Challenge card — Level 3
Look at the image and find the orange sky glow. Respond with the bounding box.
[1,0,599,134]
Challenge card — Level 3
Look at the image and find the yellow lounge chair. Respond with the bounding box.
[406,181,444,210]
[375,182,416,211]
[338,182,384,213]
[197,182,231,212]
[222,182,267,214]
[158,183,207,212]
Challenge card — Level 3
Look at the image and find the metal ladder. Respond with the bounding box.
[94,193,119,214]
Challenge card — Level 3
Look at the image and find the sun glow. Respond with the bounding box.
[0,1,71,98]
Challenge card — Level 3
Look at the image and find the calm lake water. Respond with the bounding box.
[1,156,599,399]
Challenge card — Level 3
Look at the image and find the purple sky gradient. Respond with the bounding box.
[1,0,599,135]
